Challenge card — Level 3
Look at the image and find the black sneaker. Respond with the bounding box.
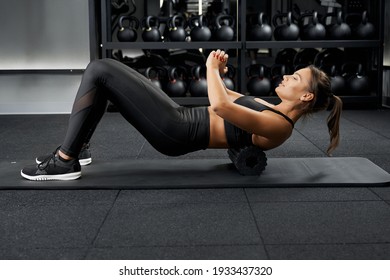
[21,153,81,181]
[36,144,92,166]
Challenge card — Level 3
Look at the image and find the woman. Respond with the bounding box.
[21,50,342,181]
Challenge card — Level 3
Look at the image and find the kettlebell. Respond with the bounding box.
[329,65,346,96]
[111,0,130,15]
[166,67,187,97]
[275,48,297,70]
[189,65,208,97]
[189,15,212,41]
[354,11,375,39]
[343,63,370,96]
[214,14,235,41]
[168,15,187,42]
[246,64,271,96]
[144,66,163,89]
[299,11,326,40]
[117,16,139,42]
[293,48,319,68]
[325,11,351,40]
[272,12,300,41]
[222,64,236,90]
[142,16,162,42]
[313,48,346,69]
[248,12,272,41]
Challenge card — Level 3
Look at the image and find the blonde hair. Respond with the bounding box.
[305,65,343,156]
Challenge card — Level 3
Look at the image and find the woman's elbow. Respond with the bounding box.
[210,101,228,115]
[210,103,219,113]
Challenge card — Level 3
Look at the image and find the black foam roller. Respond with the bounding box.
[227,145,267,176]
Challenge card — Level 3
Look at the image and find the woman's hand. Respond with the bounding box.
[206,49,228,75]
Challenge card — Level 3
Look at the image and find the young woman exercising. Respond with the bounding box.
[21,49,342,181]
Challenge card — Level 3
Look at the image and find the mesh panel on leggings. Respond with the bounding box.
[71,88,96,115]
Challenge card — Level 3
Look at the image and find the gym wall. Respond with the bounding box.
[384,0,390,66]
[0,0,90,114]
[383,0,390,107]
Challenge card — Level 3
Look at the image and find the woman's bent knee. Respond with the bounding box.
[85,58,118,76]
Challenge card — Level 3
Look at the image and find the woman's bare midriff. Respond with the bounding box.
[207,107,229,148]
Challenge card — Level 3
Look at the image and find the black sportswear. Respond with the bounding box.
[60,59,209,158]
[224,96,294,148]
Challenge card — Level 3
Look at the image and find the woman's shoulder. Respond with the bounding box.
[253,97,276,108]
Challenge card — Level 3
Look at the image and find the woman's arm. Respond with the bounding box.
[208,50,244,100]
[206,50,291,140]
[206,50,231,108]
[224,87,244,100]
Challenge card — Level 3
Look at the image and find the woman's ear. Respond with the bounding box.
[300,92,314,102]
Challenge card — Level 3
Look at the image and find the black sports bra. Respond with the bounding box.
[224,96,294,148]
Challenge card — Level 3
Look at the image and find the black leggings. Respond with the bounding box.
[60,58,210,157]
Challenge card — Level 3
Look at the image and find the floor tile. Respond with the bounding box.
[250,201,390,244]
[0,115,71,161]
[266,243,390,260]
[333,140,390,156]
[95,202,261,247]
[0,203,112,248]
[245,187,380,202]
[337,128,387,142]
[297,117,376,142]
[342,110,390,138]
[0,190,118,207]
[0,247,88,260]
[90,138,144,161]
[370,188,390,201]
[92,114,146,160]
[117,188,247,204]
[88,245,267,260]
[304,138,390,157]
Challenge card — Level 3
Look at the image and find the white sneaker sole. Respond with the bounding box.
[79,158,92,166]
[21,170,82,181]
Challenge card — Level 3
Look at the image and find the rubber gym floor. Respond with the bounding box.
[0,108,389,260]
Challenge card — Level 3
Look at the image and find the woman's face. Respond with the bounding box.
[275,67,313,101]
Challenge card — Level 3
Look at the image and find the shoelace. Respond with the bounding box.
[38,152,57,170]
[82,143,90,150]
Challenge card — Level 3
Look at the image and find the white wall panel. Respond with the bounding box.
[0,0,90,70]
[0,74,82,114]
[0,0,89,114]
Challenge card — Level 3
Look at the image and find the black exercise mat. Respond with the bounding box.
[1,157,389,189]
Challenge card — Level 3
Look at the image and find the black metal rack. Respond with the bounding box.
[90,0,385,107]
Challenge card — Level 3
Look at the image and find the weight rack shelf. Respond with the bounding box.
[90,0,385,108]
[102,40,380,50]
[245,40,381,49]
[102,42,242,50]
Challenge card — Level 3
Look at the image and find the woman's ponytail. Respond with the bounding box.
[326,95,343,156]
[306,66,343,155]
